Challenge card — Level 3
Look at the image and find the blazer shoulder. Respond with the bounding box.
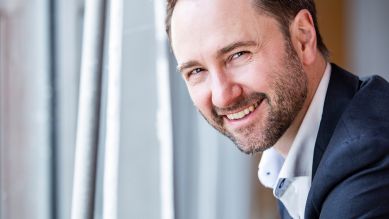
[306,69,389,218]
[340,74,389,138]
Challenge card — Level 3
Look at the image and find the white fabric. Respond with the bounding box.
[258,147,284,188]
[258,63,332,219]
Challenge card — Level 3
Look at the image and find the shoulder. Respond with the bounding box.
[306,73,389,218]
[339,74,389,139]
[350,74,389,114]
[327,73,389,171]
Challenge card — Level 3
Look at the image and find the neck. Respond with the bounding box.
[273,56,327,157]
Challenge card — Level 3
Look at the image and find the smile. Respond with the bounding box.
[226,102,259,120]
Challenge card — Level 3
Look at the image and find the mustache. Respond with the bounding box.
[212,92,268,116]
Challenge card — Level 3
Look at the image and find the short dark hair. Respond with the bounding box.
[165,0,329,59]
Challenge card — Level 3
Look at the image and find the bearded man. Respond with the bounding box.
[165,0,389,218]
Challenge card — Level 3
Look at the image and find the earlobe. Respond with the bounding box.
[290,9,317,66]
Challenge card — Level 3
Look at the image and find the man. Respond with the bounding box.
[165,0,389,218]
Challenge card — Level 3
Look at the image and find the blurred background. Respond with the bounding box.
[0,0,388,218]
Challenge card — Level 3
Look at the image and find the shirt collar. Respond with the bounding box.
[258,63,332,188]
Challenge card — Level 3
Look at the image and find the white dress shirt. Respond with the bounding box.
[258,63,332,219]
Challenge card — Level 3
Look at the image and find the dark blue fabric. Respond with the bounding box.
[304,64,389,219]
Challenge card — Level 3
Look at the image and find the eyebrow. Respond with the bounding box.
[177,60,201,74]
[177,40,257,73]
[217,40,257,57]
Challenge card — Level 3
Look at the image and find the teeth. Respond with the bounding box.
[226,103,257,120]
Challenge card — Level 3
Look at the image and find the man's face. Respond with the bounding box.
[170,0,307,154]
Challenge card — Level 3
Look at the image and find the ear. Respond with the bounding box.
[290,9,318,66]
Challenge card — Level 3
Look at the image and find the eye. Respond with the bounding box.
[187,68,204,78]
[227,51,251,66]
[231,51,246,60]
[192,68,203,74]
[184,67,207,84]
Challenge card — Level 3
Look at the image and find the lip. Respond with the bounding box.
[223,99,265,128]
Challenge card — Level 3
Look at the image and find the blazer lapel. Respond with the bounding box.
[305,64,360,218]
[311,64,360,178]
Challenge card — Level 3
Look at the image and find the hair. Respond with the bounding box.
[165,0,329,59]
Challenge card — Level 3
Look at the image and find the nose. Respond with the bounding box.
[211,71,243,108]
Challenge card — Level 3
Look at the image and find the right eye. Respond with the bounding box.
[190,68,204,75]
[186,67,204,79]
[184,67,207,85]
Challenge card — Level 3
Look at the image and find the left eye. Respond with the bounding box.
[231,51,247,60]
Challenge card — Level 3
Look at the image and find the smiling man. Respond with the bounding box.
[165,0,389,218]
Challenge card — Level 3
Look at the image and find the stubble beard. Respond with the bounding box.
[200,39,308,154]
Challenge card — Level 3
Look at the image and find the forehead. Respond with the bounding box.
[170,0,270,62]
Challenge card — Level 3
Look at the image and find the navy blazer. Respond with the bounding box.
[279,64,389,219]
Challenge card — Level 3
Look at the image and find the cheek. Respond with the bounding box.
[187,84,212,113]
[234,61,272,92]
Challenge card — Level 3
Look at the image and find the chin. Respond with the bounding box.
[233,137,273,155]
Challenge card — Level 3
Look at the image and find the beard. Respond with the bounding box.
[199,39,308,154]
